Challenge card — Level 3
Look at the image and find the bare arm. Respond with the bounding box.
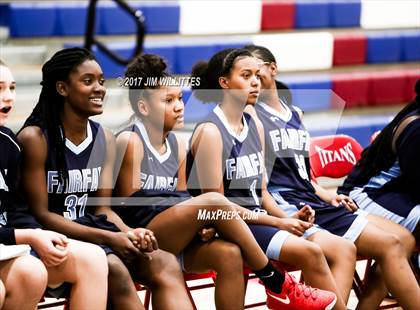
[112,130,158,252]
[176,135,187,191]
[190,123,225,193]
[17,126,113,244]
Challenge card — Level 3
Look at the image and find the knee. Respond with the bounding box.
[400,229,416,255]
[70,241,108,277]
[144,251,183,289]
[13,256,48,293]
[301,242,325,266]
[210,243,243,273]
[382,234,405,256]
[108,255,130,280]
[340,239,357,261]
[201,192,231,210]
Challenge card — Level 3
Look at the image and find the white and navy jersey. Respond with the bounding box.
[187,105,264,209]
[255,101,314,193]
[0,127,20,243]
[122,121,179,193]
[46,120,106,220]
[340,109,420,211]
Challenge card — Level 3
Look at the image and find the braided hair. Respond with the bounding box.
[20,47,96,184]
[349,79,420,185]
[191,48,253,103]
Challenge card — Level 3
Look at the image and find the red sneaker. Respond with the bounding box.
[265,272,337,310]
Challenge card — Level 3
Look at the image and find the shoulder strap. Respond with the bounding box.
[392,114,420,153]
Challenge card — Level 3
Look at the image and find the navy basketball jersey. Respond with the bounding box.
[187,105,264,209]
[123,121,179,192]
[340,108,420,204]
[46,120,106,220]
[255,101,314,193]
[0,127,20,227]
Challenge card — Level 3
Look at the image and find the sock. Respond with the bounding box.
[253,261,284,293]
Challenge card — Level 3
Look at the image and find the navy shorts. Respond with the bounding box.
[350,187,420,232]
[248,224,290,260]
[271,190,368,242]
[114,190,191,228]
[73,213,119,255]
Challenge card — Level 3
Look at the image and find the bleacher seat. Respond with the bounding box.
[282,75,332,112]
[295,0,330,29]
[253,32,334,72]
[99,2,138,35]
[361,0,420,30]
[329,0,361,28]
[140,2,179,34]
[175,42,218,75]
[0,4,9,26]
[179,0,261,35]
[333,33,366,65]
[261,0,295,30]
[401,31,420,62]
[332,73,370,108]
[369,71,407,106]
[366,32,401,64]
[99,2,179,35]
[9,3,56,37]
[308,115,391,147]
[56,3,98,37]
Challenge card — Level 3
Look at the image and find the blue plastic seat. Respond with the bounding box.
[366,33,402,63]
[295,0,329,29]
[9,3,56,37]
[329,0,361,28]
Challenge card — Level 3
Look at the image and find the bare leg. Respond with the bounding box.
[46,240,108,310]
[132,249,193,310]
[107,254,144,310]
[307,231,356,303]
[0,280,5,309]
[279,234,346,310]
[0,255,48,310]
[355,223,420,310]
[146,192,269,270]
[356,216,416,309]
[184,239,245,310]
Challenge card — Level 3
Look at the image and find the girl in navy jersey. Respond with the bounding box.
[0,60,108,309]
[187,48,348,310]
[16,48,194,310]
[114,53,336,310]
[243,45,419,310]
[340,80,420,239]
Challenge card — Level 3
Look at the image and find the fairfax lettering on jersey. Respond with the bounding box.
[226,152,264,180]
[269,128,310,152]
[47,167,102,194]
[0,170,8,191]
[315,142,357,168]
[141,173,178,191]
